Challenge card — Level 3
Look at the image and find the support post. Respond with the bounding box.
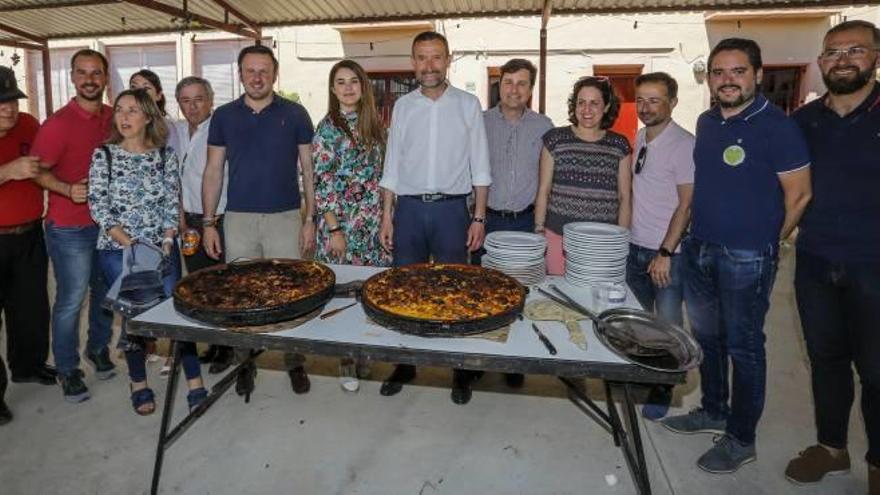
[539,0,552,114]
[40,46,53,117]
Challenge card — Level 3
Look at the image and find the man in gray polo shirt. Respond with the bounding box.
[482,58,552,388]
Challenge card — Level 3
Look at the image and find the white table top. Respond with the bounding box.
[132,264,639,366]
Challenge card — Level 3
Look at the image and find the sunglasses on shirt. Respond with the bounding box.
[635,146,647,174]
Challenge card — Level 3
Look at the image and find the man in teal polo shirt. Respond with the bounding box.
[661,38,812,474]
[202,44,316,397]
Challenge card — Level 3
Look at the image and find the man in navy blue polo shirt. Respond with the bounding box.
[202,44,317,397]
[660,38,812,474]
[784,21,880,492]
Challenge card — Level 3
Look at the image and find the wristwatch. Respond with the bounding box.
[472,217,485,224]
[658,247,673,257]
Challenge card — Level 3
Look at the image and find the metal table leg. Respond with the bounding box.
[151,341,181,495]
[149,346,262,494]
[561,378,654,495]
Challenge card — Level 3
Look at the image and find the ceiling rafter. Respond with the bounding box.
[0,22,47,44]
[210,0,261,37]
[121,0,260,39]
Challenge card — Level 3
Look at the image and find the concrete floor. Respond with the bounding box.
[0,245,870,495]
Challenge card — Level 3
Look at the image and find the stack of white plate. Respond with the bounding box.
[563,222,630,287]
[482,231,547,286]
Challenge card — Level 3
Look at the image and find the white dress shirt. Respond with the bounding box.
[174,118,228,214]
[379,85,491,195]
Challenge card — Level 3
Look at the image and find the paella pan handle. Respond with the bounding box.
[535,286,600,323]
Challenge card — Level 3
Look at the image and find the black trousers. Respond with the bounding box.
[795,249,880,466]
[182,213,225,273]
[0,225,50,376]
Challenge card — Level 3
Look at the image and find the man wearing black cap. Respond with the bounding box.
[0,66,52,424]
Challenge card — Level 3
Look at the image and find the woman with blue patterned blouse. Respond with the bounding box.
[312,60,389,392]
[88,89,206,416]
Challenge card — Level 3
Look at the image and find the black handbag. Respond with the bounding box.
[118,241,167,307]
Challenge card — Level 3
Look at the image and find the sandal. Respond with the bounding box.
[187,387,208,413]
[130,386,155,416]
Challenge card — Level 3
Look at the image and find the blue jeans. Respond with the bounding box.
[45,222,113,375]
[683,237,778,445]
[795,249,880,466]
[626,243,684,326]
[97,247,199,382]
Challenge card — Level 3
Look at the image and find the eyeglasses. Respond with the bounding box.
[820,46,876,60]
[635,146,647,174]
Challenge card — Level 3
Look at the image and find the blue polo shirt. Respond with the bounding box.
[691,94,810,250]
[208,94,314,213]
[793,83,880,262]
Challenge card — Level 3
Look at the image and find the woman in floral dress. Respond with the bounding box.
[312,59,388,392]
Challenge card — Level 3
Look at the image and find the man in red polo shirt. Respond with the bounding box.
[0,66,53,424]
[32,49,115,403]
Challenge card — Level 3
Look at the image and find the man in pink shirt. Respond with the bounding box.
[33,49,115,403]
[625,72,695,420]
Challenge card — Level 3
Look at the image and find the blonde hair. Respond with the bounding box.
[107,88,168,148]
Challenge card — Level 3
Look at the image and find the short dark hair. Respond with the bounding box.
[70,49,108,73]
[708,38,763,72]
[567,76,620,130]
[635,72,679,100]
[500,58,537,88]
[237,44,278,73]
[411,31,449,55]
[826,20,880,48]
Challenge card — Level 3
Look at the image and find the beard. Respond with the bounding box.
[76,85,103,101]
[823,64,876,95]
[715,84,755,109]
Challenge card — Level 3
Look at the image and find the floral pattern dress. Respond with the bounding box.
[312,112,390,267]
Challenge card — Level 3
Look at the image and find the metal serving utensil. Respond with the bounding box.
[319,301,358,320]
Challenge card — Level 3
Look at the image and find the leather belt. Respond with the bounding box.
[401,193,469,202]
[487,204,534,218]
[0,220,40,235]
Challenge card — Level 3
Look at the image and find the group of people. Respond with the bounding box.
[0,19,877,492]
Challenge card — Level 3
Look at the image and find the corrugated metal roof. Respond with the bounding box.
[0,0,863,42]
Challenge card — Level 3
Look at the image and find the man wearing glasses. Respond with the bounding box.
[785,21,880,493]
[626,72,694,421]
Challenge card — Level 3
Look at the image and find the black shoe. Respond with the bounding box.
[85,348,117,381]
[199,345,219,364]
[451,369,473,405]
[235,362,256,397]
[288,367,311,395]
[209,347,234,375]
[380,365,416,396]
[504,373,525,388]
[11,364,58,386]
[59,370,90,403]
[0,400,11,425]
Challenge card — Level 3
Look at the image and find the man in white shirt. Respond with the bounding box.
[378,31,492,405]
[174,76,232,374]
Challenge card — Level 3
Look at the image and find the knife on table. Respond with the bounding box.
[320,301,358,320]
[531,323,558,355]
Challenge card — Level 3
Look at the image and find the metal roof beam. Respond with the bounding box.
[0,22,47,44]
[0,38,45,51]
[210,0,262,37]
[121,0,261,39]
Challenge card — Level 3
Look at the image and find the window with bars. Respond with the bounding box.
[368,72,418,127]
[107,44,179,118]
